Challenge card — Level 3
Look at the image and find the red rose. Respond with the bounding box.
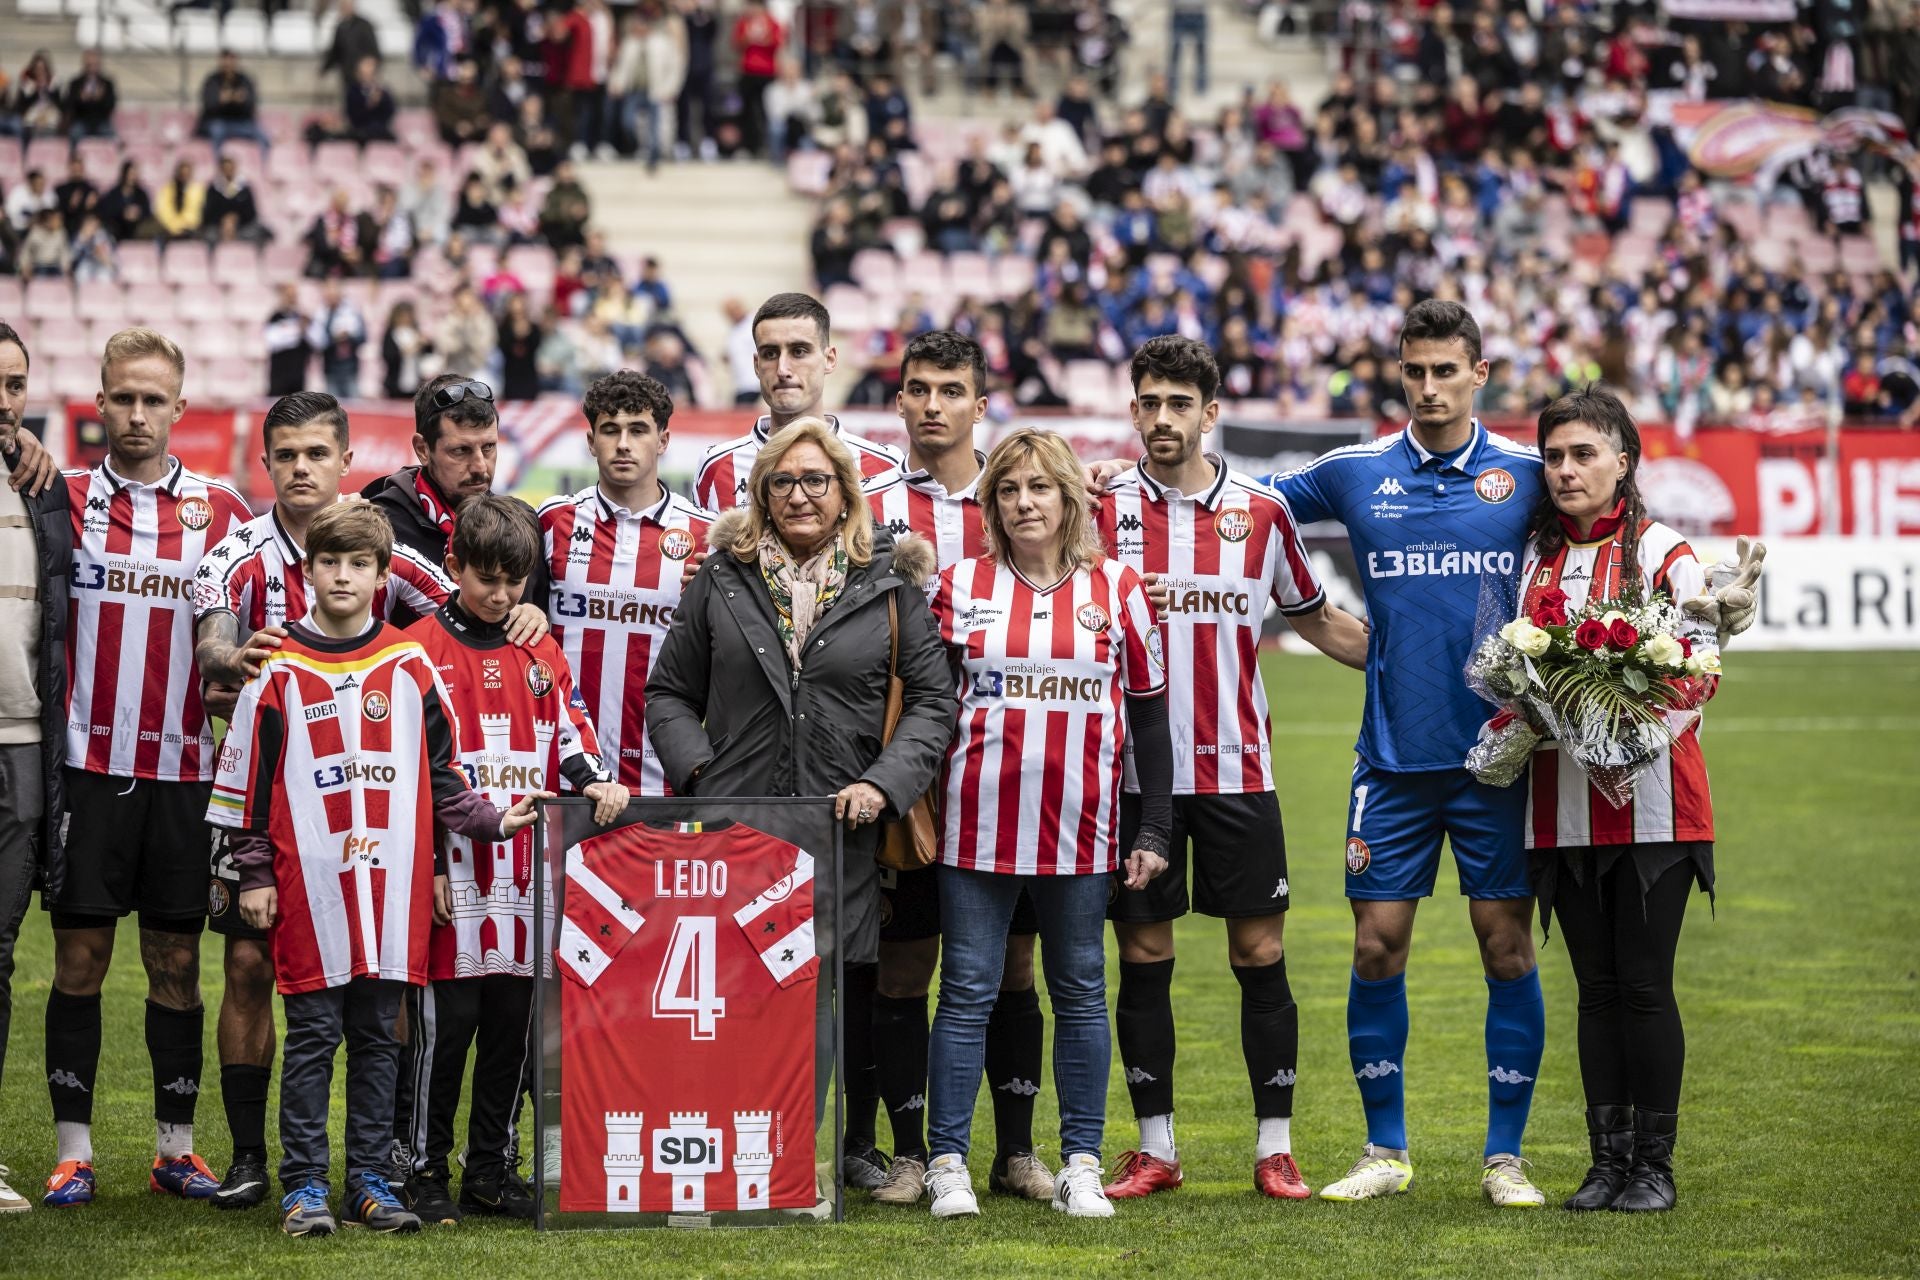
[1609,619,1639,649]
[1537,587,1570,613]
[1678,636,1693,657]
[1530,603,1568,628]
[1574,619,1609,650]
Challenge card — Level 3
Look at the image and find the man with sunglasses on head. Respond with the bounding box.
[361,374,504,565]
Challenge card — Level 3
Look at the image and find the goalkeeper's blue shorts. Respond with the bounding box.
[1341,758,1530,901]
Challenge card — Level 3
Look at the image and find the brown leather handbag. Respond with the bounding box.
[877,593,940,871]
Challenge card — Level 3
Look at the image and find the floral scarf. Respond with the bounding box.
[757,532,847,669]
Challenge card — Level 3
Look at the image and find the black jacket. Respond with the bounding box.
[645,514,951,965]
[1,451,71,896]
[360,465,452,565]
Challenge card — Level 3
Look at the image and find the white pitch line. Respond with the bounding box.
[1267,717,1920,736]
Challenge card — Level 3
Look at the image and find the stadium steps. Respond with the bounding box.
[579,155,827,403]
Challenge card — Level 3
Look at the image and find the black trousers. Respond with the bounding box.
[394,974,534,1181]
[1552,853,1697,1114]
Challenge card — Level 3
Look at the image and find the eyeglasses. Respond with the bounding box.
[767,472,834,499]
[429,380,495,411]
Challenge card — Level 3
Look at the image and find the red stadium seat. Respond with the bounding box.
[0,278,22,317]
[33,318,91,362]
[118,242,163,286]
[120,282,179,327]
[991,254,1035,298]
[852,249,899,292]
[162,242,213,287]
[48,358,98,399]
[73,281,124,322]
[23,285,75,323]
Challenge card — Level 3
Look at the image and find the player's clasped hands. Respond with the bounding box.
[834,781,889,829]
[238,885,277,930]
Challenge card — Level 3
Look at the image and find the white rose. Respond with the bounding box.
[1600,610,1626,627]
[1498,619,1552,657]
[1684,650,1723,676]
[1644,633,1685,668]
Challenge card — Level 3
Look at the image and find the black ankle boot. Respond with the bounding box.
[1611,1108,1677,1212]
[1563,1104,1634,1211]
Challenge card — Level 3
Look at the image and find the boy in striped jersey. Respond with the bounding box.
[1098,337,1369,1201]
[693,292,902,511]
[189,391,456,1209]
[43,329,253,1208]
[537,372,711,796]
[860,332,1054,1205]
[211,502,544,1237]
[398,496,628,1225]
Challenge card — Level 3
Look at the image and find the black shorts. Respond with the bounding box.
[49,768,212,931]
[207,827,268,942]
[878,864,1040,942]
[1111,790,1291,923]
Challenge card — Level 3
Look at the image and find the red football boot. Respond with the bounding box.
[1102,1150,1183,1199]
[1254,1152,1311,1200]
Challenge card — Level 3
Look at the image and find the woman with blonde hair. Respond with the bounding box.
[646,417,953,1184]
[921,428,1173,1220]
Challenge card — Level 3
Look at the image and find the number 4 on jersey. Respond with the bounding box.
[652,915,727,1039]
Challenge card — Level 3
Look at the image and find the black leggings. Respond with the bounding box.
[1553,857,1694,1113]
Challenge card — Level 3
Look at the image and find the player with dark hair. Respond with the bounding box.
[859,330,1055,1205]
[43,329,253,1208]
[1099,337,1369,1202]
[538,370,712,796]
[693,292,902,511]
[397,494,627,1224]
[1254,301,1559,1206]
[190,389,457,1209]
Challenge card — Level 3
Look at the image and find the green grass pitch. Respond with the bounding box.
[1,651,1915,1277]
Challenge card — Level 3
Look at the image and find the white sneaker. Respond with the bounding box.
[0,1166,28,1212]
[1051,1153,1116,1218]
[925,1154,979,1218]
[1319,1143,1414,1201]
[1482,1153,1546,1208]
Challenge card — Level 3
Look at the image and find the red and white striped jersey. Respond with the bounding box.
[1522,518,1718,849]
[1098,462,1325,795]
[409,609,608,979]
[694,414,902,511]
[539,484,713,794]
[931,557,1165,876]
[190,504,452,635]
[207,623,466,993]
[863,454,986,585]
[65,458,251,780]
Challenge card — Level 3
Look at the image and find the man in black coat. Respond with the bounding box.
[0,324,72,1212]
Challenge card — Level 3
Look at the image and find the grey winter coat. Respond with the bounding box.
[644,511,952,964]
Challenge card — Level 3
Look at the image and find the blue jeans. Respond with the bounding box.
[207,118,270,156]
[1169,10,1209,96]
[928,866,1111,1163]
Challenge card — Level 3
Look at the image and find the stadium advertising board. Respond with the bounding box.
[1693,537,1920,650]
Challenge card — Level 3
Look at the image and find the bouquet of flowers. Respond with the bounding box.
[1465,586,1720,807]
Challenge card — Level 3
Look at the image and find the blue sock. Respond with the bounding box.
[1347,970,1409,1151]
[1484,967,1546,1159]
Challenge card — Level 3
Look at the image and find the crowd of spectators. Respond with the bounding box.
[800,0,1919,427]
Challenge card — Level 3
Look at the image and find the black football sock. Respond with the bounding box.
[872,993,929,1160]
[1235,956,1299,1120]
[148,1000,205,1127]
[46,989,102,1125]
[1115,959,1177,1120]
[986,984,1043,1158]
[222,1064,272,1162]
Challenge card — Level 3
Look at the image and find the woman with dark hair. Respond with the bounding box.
[96,160,156,242]
[380,299,432,400]
[496,293,543,402]
[1520,386,1721,1215]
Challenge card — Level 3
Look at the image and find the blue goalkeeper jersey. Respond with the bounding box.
[1269,421,1543,772]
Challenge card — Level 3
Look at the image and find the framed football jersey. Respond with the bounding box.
[530,796,847,1229]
